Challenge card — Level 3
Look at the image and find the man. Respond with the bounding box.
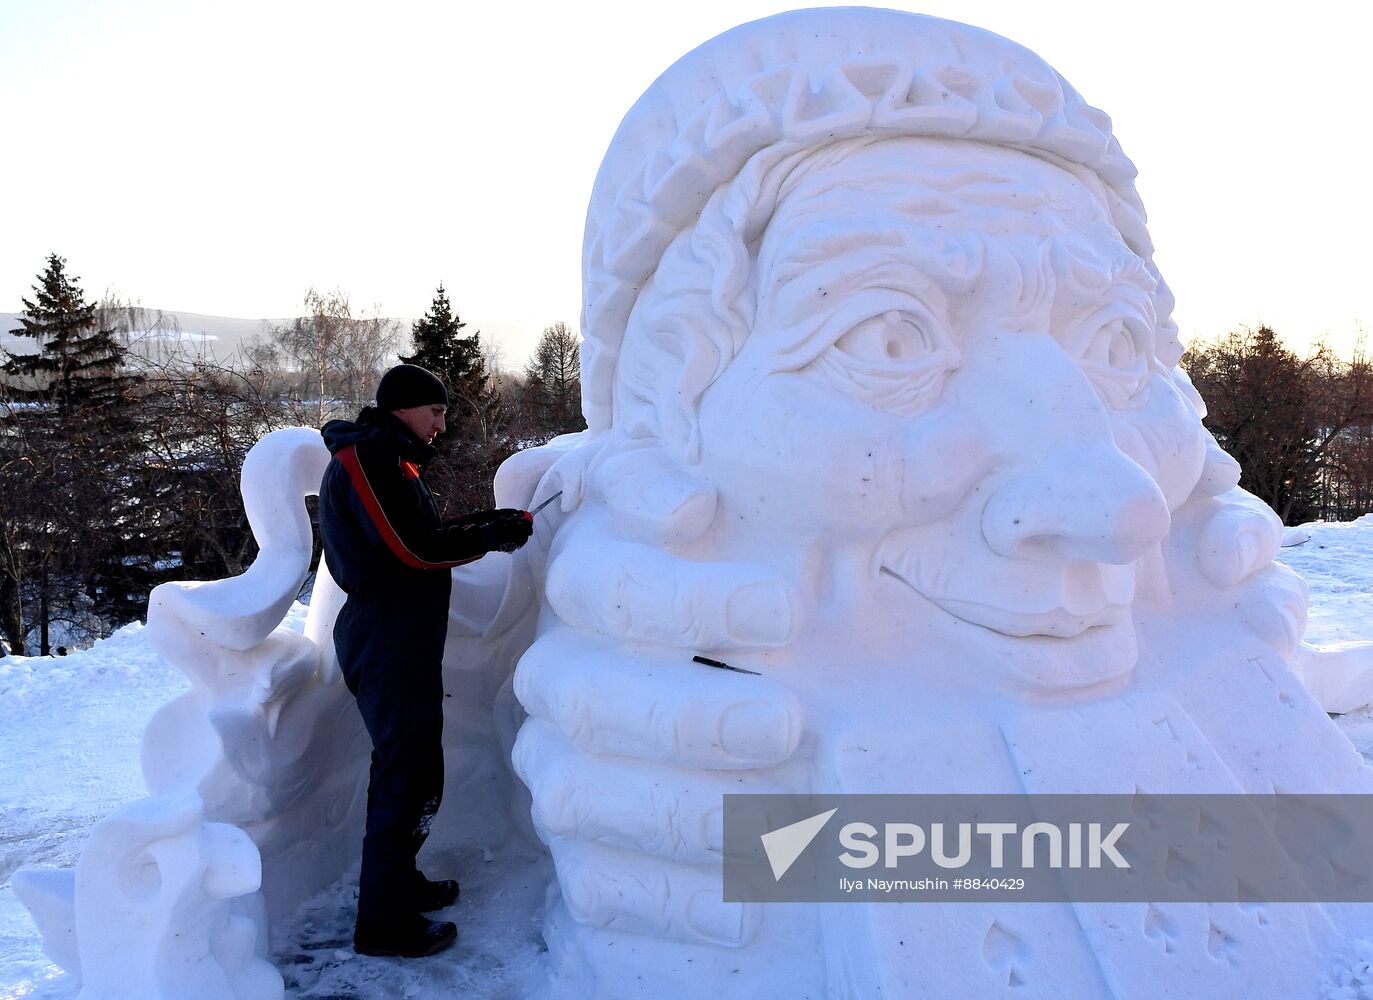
[318,363,532,957]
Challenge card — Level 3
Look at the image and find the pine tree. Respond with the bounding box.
[3,253,130,408]
[403,284,464,380]
[394,285,508,512]
[401,283,497,439]
[0,254,145,653]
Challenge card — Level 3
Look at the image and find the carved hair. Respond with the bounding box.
[612,135,1162,463]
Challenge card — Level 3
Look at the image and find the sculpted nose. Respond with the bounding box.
[981,445,1170,565]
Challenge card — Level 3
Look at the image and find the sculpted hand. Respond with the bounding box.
[544,512,794,651]
[1193,489,1307,655]
[1193,488,1283,591]
[1169,445,1305,657]
[512,623,802,946]
[506,439,806,943]
[1179,432,1281,591]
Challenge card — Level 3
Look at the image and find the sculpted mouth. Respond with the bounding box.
[879,560,1134,639]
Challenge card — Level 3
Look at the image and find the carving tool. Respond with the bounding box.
[693,654,761,676]
[526,490,563,520]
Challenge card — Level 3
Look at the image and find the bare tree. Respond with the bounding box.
[481,336,507,383]
[523,321,585,439]
[134,355,314,579]
[1183,326,1373,522]
[264,289,400,426]
[96,291,203,367]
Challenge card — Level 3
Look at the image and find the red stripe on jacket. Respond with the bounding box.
[337,445,478,570]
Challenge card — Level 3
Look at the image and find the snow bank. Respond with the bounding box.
[1279,514,1373,647]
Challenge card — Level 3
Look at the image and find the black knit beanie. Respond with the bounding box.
[375,364,449,412]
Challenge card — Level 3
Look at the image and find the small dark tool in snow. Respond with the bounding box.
[524,491,564,520]
[693,654,761,676]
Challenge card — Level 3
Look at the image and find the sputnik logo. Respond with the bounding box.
[761,808,838,881]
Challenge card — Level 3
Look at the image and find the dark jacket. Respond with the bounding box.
[319,407,498,596]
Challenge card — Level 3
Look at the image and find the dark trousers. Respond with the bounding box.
[334,579,450,926]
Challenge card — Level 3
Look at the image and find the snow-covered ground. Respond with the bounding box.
[0,619,188,1000]
[1278,515,1373,649]
[5,521,1373,999]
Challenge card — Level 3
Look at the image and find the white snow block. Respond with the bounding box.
[146,428,328,654]
[1299,640,1373,714]
[11,867,80,978]
[73,793,282,1000]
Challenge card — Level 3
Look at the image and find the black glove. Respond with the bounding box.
[483,511,533,553]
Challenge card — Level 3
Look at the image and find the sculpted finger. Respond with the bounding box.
[1190,432,1242,499]
[549,838,757,948]
[514,626,802,770]
[1238,562,1309,658]
[544,513,794,651]
[492,434,588,510]
[513,718,790,863]
[1196,487,1282,589]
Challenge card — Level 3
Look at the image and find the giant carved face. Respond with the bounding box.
[617,137,1209,690]
[564,9,1231,697]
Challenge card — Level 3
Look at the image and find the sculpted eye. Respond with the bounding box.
[1079,314,1152,408]
[835,311,937,362]
[815,308,959,412]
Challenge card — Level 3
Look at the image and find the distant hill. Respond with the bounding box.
[0,310,408,363]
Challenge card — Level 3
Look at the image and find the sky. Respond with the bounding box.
[2,1,1370,367]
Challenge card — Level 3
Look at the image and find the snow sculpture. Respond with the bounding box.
[14,427,544,997]
[16,793,281,1000]
[506,8,1373,999]
[15,429,354,999]
[139,429,370,930]
[1299,641,1373,714]
[18,8,1373,999]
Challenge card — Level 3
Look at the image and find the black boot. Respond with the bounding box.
[354,915,457,958]
[413,874,460,912]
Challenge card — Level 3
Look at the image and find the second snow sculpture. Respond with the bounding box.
[15,428,356,1000]
[508,8,1373,999]
[14,429,545,998]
